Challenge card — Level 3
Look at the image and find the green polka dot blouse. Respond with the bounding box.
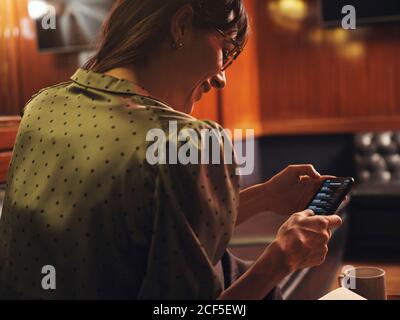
[0,68,240,299]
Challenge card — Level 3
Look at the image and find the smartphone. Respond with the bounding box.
[306,177,355,215]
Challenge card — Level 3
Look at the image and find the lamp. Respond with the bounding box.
[28,0,48,19]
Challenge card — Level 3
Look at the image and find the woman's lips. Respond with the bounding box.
[202,81,212,93]
[194,81,212,103]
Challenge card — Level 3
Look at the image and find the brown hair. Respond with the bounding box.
[85,0,249,73]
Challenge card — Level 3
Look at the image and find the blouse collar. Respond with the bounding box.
[70,68,174,111]
[70,68,151,96]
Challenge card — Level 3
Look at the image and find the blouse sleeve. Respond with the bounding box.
[137,120,240,300]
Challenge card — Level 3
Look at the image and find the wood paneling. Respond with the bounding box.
[0,116,19,184]
[0,116,20,151]
[0,0,78,116]
[218,0,400,135]
[14,0,78,109]
[2,0,400,140]
[262,116,400,135]
[221,0,263,136]
[0,0,23,115]
[254,0,400,134]
[0,151,13,184]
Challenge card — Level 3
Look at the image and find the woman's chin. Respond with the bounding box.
[184,91,202,114]
[182,99,195,115]
[194,91,203,103]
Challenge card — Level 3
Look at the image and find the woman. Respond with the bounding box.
[0,0,342,299]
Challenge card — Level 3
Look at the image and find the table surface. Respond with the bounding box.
[331,261,400,299]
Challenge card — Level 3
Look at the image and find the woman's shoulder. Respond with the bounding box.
[21,81,73,116]
[28,81,73,101]
[142,99,223,133]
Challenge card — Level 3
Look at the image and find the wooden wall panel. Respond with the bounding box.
[0,116,19,183]
[0,152,13,184]
[0,0,79,116]
[3,0,400,141]
[221,0,263,136]
[0,116,19,151]
[254,0,400,135]
[0,0,23,115]
[15,0,78,108]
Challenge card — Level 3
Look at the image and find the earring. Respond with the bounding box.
[172,41,184,50]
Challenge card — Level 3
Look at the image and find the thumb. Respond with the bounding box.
[291,164,321,179]
[324,215,343,229]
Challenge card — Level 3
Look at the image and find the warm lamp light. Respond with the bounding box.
[268,0,308,31]
[339,42,365,59]
[277,0,308,20]
[28,0,48,19]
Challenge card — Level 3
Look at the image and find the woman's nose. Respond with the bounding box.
[210,71,226,90]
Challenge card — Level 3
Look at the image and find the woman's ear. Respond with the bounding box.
[170,4,194,45]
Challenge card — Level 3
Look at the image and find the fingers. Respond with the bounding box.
[327,227,332,239]
[310,246,329,266]
[321,174,337,180]
[288,164,321,179]
[301,228,331,244]
[277,210,340,271]
[300,216,330,231]
[295,214,340,242]
[294,209,315,218]
[300,176,325,196]
[302,215,342,235]
[324,215,343,229]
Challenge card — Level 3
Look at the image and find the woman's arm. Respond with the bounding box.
[237,165,325,226]
[218,240,289,300]
[219,211,342,300]
[237,182,274,226]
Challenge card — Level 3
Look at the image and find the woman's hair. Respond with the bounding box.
[85,0,249,73]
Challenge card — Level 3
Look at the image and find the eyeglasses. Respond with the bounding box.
[215,28,243,71]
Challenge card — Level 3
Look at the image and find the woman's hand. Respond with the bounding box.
[269,209,343,272]
[219,209,343,299]
[263,164,333,216]
[237,164,349,226]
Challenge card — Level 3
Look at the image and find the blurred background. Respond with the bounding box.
[0,0,400,299]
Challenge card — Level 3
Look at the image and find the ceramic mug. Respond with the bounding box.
[338,266,387,300]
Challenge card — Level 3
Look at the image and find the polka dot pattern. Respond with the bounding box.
[0,68,240,300]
